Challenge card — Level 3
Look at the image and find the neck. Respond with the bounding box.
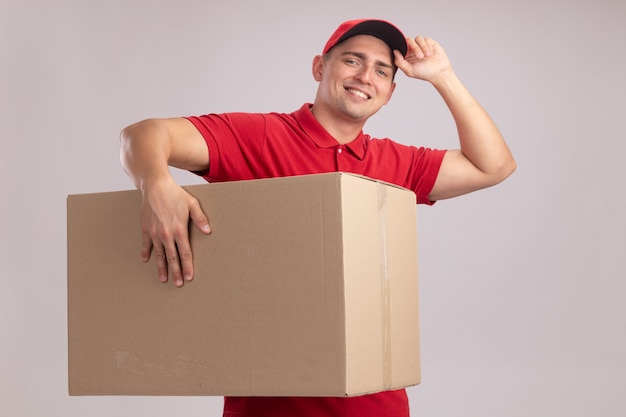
[310,104,365,145]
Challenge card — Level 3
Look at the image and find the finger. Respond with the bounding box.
[163,241,184,287]
[153,247,169,283]
[425,37,438,56]
[141,232,153,262]
[393,49,411,74]
[143,232,169,283]
[176,236,194,283]
[406,36,425,59]
[415,36,434,57]
[189,198,211,235]
[168,213,195,285]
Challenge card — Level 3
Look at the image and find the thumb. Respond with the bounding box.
[393,50,409,74]
[189,198,211,234]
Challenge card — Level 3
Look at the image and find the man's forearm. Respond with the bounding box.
[432,68,516,182]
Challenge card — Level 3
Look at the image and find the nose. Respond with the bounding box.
[355,65,373,84]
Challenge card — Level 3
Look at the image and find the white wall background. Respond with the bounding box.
[1,0,624,416]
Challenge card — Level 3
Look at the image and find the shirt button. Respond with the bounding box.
[338,148,343,154]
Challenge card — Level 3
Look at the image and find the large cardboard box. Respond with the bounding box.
[67,172,421,397]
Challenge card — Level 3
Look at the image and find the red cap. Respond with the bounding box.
[322,19,408,56]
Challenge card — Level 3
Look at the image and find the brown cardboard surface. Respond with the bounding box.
[67,172,420,397]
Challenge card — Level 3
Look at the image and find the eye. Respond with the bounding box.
[376,68,389,78]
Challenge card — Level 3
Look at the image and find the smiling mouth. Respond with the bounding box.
[346,88,370,100]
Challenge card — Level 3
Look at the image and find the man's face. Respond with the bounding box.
[314,34,397,123]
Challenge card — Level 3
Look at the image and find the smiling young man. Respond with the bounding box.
[120,19,515,417]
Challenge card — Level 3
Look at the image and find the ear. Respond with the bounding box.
[312,55,324,81]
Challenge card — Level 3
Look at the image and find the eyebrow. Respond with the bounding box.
[341,51,394,70]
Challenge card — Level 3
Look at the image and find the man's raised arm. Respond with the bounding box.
[394,35,516,201]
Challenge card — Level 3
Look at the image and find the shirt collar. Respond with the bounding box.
[293,103,367,160]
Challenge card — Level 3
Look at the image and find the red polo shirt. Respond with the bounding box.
[187,103,445,205]
[186,104,446,417]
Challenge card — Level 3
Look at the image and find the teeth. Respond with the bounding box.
[347,88,369,99]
